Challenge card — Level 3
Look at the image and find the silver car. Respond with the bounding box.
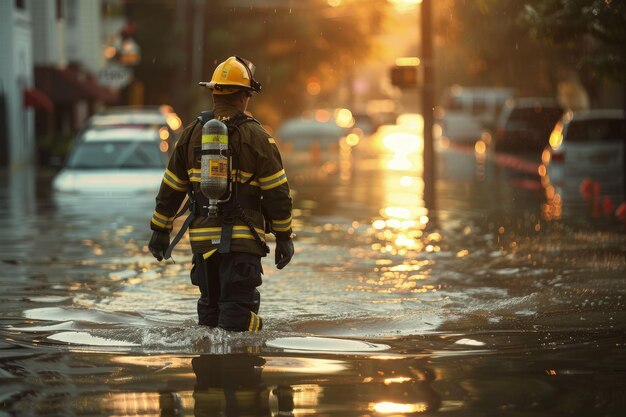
[543,109,625,210]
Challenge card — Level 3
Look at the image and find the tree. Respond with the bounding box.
[433,0,575,98]
[522,0,626,107]
[125,0,385,125]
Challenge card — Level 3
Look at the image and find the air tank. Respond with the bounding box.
[200,119,231,217]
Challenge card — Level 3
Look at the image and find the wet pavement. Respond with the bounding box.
[1,139,625,416]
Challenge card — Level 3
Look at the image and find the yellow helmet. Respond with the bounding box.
[199,56,262,95]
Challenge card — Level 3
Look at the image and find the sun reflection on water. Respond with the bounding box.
[370,400,428,413]
[347,134,452,295]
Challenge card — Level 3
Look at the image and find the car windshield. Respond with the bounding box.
[67,141,167,169]
[565,118,626,143]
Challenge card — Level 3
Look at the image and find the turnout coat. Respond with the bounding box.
[150,101,293,257]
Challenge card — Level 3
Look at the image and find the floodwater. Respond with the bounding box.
[1,139,625,416]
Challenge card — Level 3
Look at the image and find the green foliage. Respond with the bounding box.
[435,0,574,96]
[522,0,626,83]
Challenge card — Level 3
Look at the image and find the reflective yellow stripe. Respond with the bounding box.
[189,226,265,242]
[152,210,174,229]
[188,168,258,185]
[153,211,173,222]
[271,216,292,232]
[187,168,201,183]
[190,227,221,233]
[163,177,187,192]
[189,227,221,242]
[202,133,228,145]
[260,176,287,190]
[151,217,170,229]
[272,224,291,232]
[233,225,265,235]
[259,169,287,190]
[259,169,285,182]
[237,169,254,180]
[234,170,260,187]
[268,138,276,144]
[202,249,217,259]
[248,312,261,332]
[231,233,259,241]
[240,178,260,187]
[272,216,292,225]
[272,217,291,232]
[165,169,188,186]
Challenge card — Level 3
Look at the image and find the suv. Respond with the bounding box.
[495,97,563,152]
[438,86,515,143]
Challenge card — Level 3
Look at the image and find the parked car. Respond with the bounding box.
[52,126,167,196]
[544,109,626,204]
[351,112,377,137]
[87,105,182,154]
[276,117,346,153]
[438,85,514,143]
[495,97,564,152]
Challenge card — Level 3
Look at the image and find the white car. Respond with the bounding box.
[87,106,183,155]
[276,117,346,152]
[438,85,515,143]
[52,126,167,199]
[544,109,625,205]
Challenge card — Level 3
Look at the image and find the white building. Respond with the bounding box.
[0,1,36,168]
[1,0,116,169]
[64,0,104,74]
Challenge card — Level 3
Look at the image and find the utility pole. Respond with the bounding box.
[421,0,435,210]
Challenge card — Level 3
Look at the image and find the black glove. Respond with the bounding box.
[275,238,294,270]
[148,230,170,261]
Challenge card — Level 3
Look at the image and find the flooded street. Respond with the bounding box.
[1,143,625,416]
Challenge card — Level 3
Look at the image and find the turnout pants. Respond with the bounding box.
[191,251,262,332]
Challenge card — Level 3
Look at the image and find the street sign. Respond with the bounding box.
[390,65,419,89]
[97,65,133,89]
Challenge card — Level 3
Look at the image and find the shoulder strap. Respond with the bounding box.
[227,112,260,129]
[197,110,214,125]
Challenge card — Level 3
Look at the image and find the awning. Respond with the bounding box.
[24,87,54,112]
[35,65,118,105]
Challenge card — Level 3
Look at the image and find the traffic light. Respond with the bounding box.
[390,65,419,89]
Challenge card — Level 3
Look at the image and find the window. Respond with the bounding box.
[66,0,77,24]
[566,119,626,143]
[56,0,64,19]
[68,141,167,169]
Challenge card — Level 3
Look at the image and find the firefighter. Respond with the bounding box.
[148,56,294,332]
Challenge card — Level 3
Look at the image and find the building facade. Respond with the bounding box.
[1,0,118,169]
[0,1,36,168]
